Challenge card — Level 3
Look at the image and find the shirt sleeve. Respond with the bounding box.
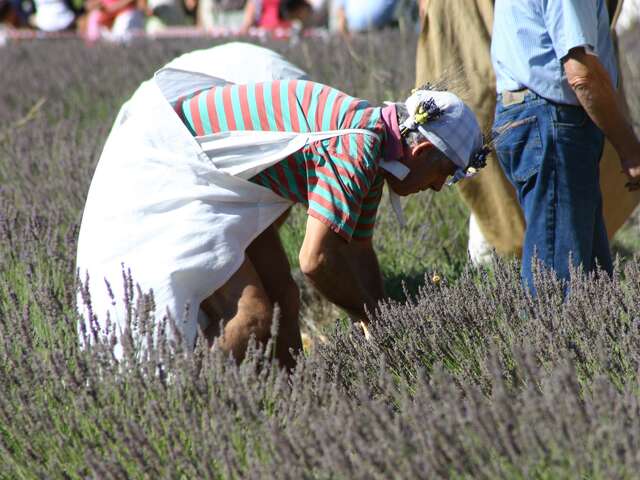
[351,174,384,241]
[543,0,600,60]
[306,133,381,242]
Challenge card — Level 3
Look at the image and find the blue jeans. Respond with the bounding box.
[493,91,612,292]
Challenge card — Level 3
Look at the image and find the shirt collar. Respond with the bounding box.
[380,103,408,228]
[381,103,404,163]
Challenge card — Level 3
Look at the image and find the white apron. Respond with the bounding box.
[76,45,381,358]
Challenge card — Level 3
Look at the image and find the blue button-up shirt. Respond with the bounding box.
[335,0,398,32]
[492,0,618,105]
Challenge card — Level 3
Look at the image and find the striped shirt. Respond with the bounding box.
[173,80,387,241]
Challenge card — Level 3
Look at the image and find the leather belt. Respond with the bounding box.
[501,88,532,106]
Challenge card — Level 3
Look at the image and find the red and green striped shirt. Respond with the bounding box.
[173,80,387,241]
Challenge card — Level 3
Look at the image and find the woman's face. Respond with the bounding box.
[386,141,457,196]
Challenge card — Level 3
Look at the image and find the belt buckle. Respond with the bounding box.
[502,89,527,107]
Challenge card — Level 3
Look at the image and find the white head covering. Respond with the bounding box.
[402,89,485,183]
[32,0,75,32]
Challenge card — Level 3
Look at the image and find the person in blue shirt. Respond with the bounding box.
[491,0,640,292]
[334,0,397,33]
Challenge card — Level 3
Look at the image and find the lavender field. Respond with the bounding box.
[1,32,640,478]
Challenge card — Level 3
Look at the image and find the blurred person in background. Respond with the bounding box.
[239,0,311,32]
[492,0,640,291]
[394,0,419,32]
[615,0,640,32]
[30,0,75,31]
[0,0,16,27]
[82,0,144,41]
[334,0,398,34]
[615,0,640,134]
[140,0,189,32]
[197,0,245,31]
[304,0,327,27]
[416,0,524,264]
[1,0,35,27]
[416,0,640,269]
[182,0,196,24]
[76,42,487,368]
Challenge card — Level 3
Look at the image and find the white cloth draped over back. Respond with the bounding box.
[75,43,380,358]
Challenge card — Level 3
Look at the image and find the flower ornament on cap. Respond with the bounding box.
[401,84,489,185]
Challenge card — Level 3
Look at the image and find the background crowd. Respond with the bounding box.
[0,0,420,41]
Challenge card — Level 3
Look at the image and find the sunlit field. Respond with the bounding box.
[1,29,640,478]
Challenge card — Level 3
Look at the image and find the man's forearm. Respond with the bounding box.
[336,7,348,34]
[300,217,386,322]
[240,0,256,32]
[348,240,385,309]
[565,50,640,159]
[301,247,381,321]
[418,0,428,22]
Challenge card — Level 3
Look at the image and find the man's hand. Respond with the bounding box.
[239,0,257,34]
[564,47,640,190]
[621,153,640,190]
[418,0,429,23]
[299,216,384,324]
[335,6,349,36]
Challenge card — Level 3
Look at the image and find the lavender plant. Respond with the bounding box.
[0,31,639,478]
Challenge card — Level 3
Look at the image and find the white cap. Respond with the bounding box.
[403,89,483,171]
